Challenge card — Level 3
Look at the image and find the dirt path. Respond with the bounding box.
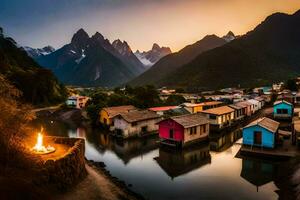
[56,164,141,200]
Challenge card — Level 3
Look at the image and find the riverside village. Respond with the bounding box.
[26,77,300,199]
[2,4,300,200]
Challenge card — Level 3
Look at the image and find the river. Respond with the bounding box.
[33,118,294,200]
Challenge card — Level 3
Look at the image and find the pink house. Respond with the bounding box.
[158,113,209,148]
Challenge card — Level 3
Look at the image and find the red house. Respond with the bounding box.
[158,113,209,148]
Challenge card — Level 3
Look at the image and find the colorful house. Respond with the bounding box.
[247,99,260,114]
[99,105,136,128]
[235,101,253,116]
[181,101,223,114]
[66,95,90,109]
[113,110,161,138]
[229,104,246,121]
[242,117,279,148]
[158,113,209,147]
[273,100,293,119]
[200,106,235,130]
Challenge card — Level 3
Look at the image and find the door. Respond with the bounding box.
[254,131,262,145]
[169,129,174,139]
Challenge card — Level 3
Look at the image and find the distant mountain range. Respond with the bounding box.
[135,44,172,67]
[22,45,55,58]
[131,10,300,91]
[130,33,231,86]
[36,29,148,87]
[0,28,66,105]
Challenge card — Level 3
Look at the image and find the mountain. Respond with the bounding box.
[135,43,172,67]
[222,31,236,42]
[22,45,55,58]
[37,29,145,87]
[0,28,66,105]
[135,10,300,91]
[130,34,227,86]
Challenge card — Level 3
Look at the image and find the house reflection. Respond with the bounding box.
[240,158,276,192]
[155,144,211,179]
[96,133,159,164]
[210,129,242,151]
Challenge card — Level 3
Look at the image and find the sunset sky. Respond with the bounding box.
[1,0,300,52]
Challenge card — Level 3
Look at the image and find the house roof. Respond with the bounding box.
[235,101,252,107]
[200,106,234,115]
[102,105,136,118]
[166,113,209,128]
[229,104,243,110]
[181,101,222,108]
[117,110,160,123]
[149,106,178,112]
[255,96,264,102]
[247,99,259,105]
[244,117,279,133]
[274,100,293,106]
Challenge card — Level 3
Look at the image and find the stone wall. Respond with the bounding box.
[35,136,87,190]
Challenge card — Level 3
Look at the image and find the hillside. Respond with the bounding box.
[0,28,66,105]
[130,35,227,86]
[131,10,300,90]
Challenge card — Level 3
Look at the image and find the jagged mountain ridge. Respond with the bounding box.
[135,43,172,67]
[36,29,145,87]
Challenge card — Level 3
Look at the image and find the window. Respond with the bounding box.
[190,127,197,135]
[277,109,288,114]
[132,122,137,126]
[209,115,216,120]
[169,129,174,139]
[202,124,207,133]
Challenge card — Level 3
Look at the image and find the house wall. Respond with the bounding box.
[273,103,293,117]
[66,99,77,106]
[183,124,209,144]
[193,106,203,113]
[99,110,112,126]
[159,119,184,141]
[114,117,160,138]
[243,125,275,148]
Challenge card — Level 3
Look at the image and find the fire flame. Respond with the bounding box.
[32,127,55,154]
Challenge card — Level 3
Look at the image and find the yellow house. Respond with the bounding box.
[182,101,223,114]
[99,105,136,127]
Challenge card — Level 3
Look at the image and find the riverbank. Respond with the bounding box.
[55,161,143,200]
[33,107,144,200]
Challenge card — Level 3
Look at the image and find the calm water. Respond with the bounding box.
[34,119,291,200]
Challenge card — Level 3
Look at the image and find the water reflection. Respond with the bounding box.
[32,118,293,200]
[155,144,211,179]
[240,157,276,192]
[210,129,242,151]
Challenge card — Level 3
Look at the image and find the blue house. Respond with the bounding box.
[242,117,279,148]
[273,100,293,119]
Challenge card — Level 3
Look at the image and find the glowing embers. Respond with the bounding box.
[31,127,55,154]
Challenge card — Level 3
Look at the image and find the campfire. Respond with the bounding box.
[31,127,55,154]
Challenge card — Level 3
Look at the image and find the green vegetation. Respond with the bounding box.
[284,79,298,92]
[0,28,67,105]
[0,75,34,166]
[86,85,185,125]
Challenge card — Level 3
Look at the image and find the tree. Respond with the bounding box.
[285,79,298,92]
[165,95,186,106]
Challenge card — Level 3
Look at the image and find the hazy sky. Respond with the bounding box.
[1,0,300,52]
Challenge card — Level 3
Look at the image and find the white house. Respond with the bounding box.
[247,99,260,114]
[113,110,161,138]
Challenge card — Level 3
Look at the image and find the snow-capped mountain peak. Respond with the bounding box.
[23,45,55,58]
[222,31,236,42]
